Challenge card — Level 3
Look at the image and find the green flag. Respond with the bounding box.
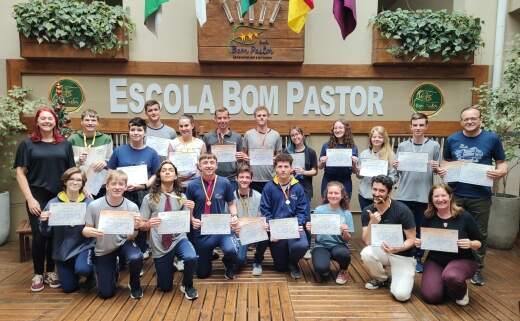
[145,0,170,33]
[241,0,257,17]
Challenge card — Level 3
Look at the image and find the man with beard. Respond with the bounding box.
[360,175,416,302]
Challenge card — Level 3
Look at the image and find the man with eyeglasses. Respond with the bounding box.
[442,106,507,286]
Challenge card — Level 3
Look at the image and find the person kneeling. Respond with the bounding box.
[82,170,144,299]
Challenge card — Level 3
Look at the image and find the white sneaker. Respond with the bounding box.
[455,288,470,306]
[252,263,262,276]
[142,249,151,260]
[173,259,184,272]
[303,250,312,260]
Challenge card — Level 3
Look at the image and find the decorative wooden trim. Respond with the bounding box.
[372,27,474,66]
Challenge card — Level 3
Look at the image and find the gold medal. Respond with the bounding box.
[206,200,212,206]
[201,176,217,208]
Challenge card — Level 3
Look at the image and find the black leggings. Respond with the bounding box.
[311,245,351,275]
[27,187,55,275]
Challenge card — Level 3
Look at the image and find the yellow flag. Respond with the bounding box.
[288,0,314,33]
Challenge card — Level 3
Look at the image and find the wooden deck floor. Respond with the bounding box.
[0,238,519,321]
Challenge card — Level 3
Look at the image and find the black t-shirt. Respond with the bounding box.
[285,147,318,198]
[361,200,416,257]
[421,211,482,266]
[14,138,75,194]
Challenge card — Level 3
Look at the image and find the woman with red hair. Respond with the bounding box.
[14,107,75,292]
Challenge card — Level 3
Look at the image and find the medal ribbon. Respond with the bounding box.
[202,176,217,214]
[280,182,290,205]
[83,132,96,148]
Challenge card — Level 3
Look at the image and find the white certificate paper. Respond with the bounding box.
[239,220,268,245]
[212,144,237,163]
[249,148,274,166]
[290,153,305,170]
[157,210,191,234]
[371,224,404,247]
[98,210,135,235]
[397,152,429,173]
[326,149,352,167]
[443,162,493,187]
[146,136,172,157]
[169,152,198,173]
[269,217,299,240]
[201,214,231,235]
[310,214,341,235]
[420,227,459,253]
[359,159,388,177]
[73,145,108,166]
[117,164,148,186]
[85,169,108,196]
[49,203,87,226]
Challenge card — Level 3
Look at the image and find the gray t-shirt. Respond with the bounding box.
[85,197,139,256]
[243,128,282,182]
[140,193,189,259]
[203,129,244,180]
[146,124,177,139]
[358,149,397,199]
[235,189,262,218]
[395,139,440,203]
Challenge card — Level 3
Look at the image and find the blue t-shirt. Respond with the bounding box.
[186,175,235,221]
[443,130,505,198]
[319,143,358,178]
[313,204,354,250]
[107,144,161,178]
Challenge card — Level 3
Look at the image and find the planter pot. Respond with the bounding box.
[19,31,129,61]
[0,191,10,246]
[371,27,474,65]
[487,194,520,250]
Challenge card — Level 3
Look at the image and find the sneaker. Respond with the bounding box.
[224,267,235,280]
[335,269,348,285]
[128,284,143,299]
[455,288,470,306]
[139,269,144,277]
[180,285,199,300]
[173,259,184,272]
[303,250,312,260]
[211,251,220,261]
[142,249,151,260]
[31,274,44,292]
[415,261,424,273]
[252,263,263,276]
[470,270,485,286]
[289,264,302,279]
[365,278,389,290]
[44,272,61,288]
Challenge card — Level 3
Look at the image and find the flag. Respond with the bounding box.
[144,0,170,35]
[288,0,314,33]
[333,0,357,40]
[195,0,207,27]
[241,0,257,17]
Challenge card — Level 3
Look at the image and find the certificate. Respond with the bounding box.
[371,224,404,247]
[249,148,274,166]
[117,164,148,186]
[420,227,459,253]
[310,214,341,235]
[269,217,299,240]
[169,152,198,173]
[326,149,352,167]
[98,210,135,235]
[290,153,305,170]
[85,169,108,196]
[459,163,493,187]
[397,152,429,173]
[239,220,268,245]
[73,145,108,167]
[201,214,231,235]
[146,136,171,157]
[49,203,86,226]
[157,210,191,234]
[359,159,388,177]
[212,144,237,163]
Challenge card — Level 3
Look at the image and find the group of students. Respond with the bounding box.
[14,102,507,307]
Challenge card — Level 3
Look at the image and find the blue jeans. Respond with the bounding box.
[236,240,269,267]
[154,238,197,291]
[400,200,428,261]
[94,241,143,299]
[194,234,239,278]
[269,231,309,271]
[56,249,94,293]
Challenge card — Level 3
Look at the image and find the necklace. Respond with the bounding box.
[201,176,217,206]
[280,182,291,205]
[83,132,96,148]
[238,192,250,216]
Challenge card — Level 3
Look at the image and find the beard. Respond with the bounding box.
[373,195,388,204]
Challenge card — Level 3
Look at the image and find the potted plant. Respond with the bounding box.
[0,87,45,245]
[13,0,135,61]
[474,36,520,250]
[371,9,484,65]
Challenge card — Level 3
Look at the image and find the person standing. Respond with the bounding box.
[14,107,75,292]
[144,100,177,139]
[243,106,282,193]
[442,106,507,285]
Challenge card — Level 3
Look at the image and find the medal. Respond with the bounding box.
[206,200,212,206]
[443,222,448,228]
[285,199,291,205]
[280,182,291,206]
[201,175,217,208]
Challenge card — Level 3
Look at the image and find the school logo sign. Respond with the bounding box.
[410,83,444,116]
[49,79,85,113]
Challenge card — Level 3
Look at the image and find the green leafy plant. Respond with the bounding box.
[0,87,46,186]
[13,0,135,54]
[474,35,520,195]
[371,9,484,62]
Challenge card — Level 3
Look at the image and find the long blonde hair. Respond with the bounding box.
[368,126,394,163]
